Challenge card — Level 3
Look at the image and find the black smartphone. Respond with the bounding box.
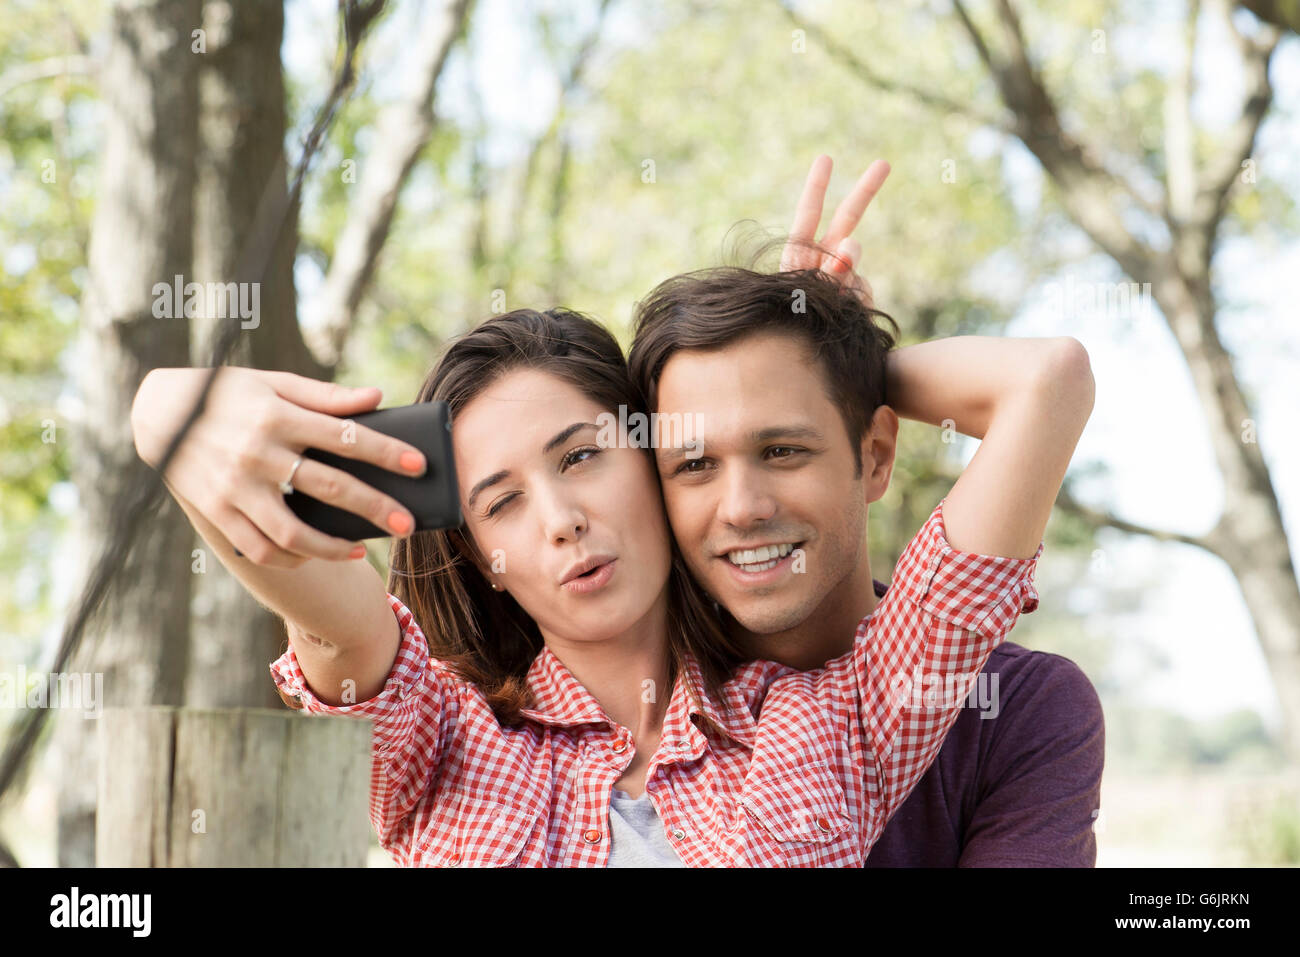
[283,401,462,539]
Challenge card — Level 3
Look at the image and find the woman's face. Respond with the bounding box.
[453,367,673,645]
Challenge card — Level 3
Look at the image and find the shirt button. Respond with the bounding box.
[448,854,461,866]
[815,816,833,833]
[674,741,690,751]
[671,828,686,841]
[611,740,628,753]
[583,829,602,844]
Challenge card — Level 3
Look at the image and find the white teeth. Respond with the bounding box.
[727,542,796,570]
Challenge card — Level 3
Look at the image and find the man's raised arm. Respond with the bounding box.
[886,335,1095,558]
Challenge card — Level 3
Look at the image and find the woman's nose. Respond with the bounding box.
[539,488,588,544]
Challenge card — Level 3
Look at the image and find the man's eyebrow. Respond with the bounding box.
[749,425,825,443]
[655,424,825,465]
[469,423,600,509]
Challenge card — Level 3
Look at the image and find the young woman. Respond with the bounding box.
[130,285,1062,866]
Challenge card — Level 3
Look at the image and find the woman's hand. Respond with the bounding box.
[131,367,427,567]
[782,154,889,309]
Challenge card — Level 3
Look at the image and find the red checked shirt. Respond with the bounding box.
[270,497,1041,867]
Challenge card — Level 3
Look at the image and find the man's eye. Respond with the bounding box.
[562,446,601,469]
[672,458,710,476]
[767,446,801,460]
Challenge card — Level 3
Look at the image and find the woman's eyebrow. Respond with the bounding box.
[542,421,598,453]
[468,423,600,509]
[467,470,510,511]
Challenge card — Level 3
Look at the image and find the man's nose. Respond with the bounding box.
[714,462,777,529]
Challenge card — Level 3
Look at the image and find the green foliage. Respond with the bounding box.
[1106,703,1284,772]
[1229,782,1300,865]
[2,1,1296,793]
[0,0,104,657]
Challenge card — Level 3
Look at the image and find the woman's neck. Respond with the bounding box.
[541,588,674,739]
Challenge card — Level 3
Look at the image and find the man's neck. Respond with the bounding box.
[733,557,881,671]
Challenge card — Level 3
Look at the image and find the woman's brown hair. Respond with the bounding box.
[387,308,742,730]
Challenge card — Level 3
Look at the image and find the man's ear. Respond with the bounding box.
[860,404,899,505]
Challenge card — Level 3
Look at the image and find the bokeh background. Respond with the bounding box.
[2,0,1297,866]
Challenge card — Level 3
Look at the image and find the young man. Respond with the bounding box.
[626,156,1104,866]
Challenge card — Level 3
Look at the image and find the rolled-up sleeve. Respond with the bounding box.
[850,497,1043,850]
[269,592,450,850]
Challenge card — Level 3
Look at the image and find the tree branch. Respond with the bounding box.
[778,0,1015,132]
[1238,0,1300,34]
[504,0,617,272]
[0,54,94,101]
[1054,485,1221,553]
[1164,0,1200,222]
[307,0,473,368]
[949,0,1162,281]
[1194,0,1279,235]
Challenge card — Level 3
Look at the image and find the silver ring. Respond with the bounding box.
[279,455,304,495]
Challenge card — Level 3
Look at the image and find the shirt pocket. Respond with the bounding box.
[418,791,538,867]
[737,763,858,865]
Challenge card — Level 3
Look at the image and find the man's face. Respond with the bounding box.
[653,330,894,636]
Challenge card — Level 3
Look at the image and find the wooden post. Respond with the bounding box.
[96,707,373,866]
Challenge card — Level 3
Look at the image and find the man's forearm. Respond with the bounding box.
[885,336,1073,440]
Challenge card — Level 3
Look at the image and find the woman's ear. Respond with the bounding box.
[457,531,505,591]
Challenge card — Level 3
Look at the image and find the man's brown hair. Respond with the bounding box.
[628,262,900,476]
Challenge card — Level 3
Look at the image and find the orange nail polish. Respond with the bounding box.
[350,544,367,559]
[400,450,425,474]
[388,511,413,535]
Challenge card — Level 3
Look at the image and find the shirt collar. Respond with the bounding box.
[518,645,609,728]
[519,644,756,749]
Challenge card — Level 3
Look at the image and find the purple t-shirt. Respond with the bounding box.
[861,580,1105,867]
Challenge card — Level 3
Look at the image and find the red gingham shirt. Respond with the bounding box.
[270,497,1041,867]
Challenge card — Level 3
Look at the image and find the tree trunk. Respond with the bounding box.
[187,0,324,710]
[54,0,203,867]
[1158,278,1300,761]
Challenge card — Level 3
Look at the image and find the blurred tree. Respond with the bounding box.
[777,0,1300,762]
[1239,0,1300,33]
[1,0,470,867]
[51,0,202,868]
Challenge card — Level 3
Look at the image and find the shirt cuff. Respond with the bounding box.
[268,593,433,741]
[893,497,1042,635]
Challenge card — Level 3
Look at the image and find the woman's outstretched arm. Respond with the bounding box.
[131,366,423,704]
[165,478,400,706]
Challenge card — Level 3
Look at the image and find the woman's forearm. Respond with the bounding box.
[885,336,1072,439]
[166,475,391,655]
